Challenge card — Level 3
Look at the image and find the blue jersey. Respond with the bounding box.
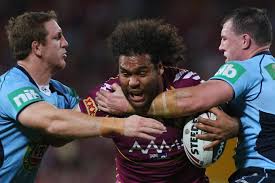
[0,65,79,183]
[211,51,275,169]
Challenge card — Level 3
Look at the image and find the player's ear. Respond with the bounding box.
[32,41,42,57]
[158,63,164,75]
[242,34,251,50]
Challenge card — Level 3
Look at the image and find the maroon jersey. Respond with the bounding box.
[79,67,209,183]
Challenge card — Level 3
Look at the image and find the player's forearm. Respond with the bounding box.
[19,102,125,139]
[147,80,234,118]
[20,102,166,142]
[45,109,124,138]
[147,88,206,118]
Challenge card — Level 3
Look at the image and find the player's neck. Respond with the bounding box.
[248,45,270,59]
[17,59,52,85]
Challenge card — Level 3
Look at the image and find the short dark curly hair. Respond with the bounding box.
[108,19,185,66]
[5,10,57,60]
[222,7,272,46]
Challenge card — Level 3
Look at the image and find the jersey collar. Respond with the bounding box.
[253,51,272,57]
[15,65,38,88]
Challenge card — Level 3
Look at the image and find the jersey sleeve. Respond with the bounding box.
[65,86,80,109]
[0,80,43,120]
[79,77,119,117]
[210,61,257,99]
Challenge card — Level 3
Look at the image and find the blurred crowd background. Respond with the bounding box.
[0,0,274,182]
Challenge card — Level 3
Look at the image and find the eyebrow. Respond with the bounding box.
[119,65,149,71]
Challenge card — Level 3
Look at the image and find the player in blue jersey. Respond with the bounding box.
[96,7,275,182]
[0,11,166,183]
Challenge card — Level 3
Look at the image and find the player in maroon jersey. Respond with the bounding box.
[79,19,209,183]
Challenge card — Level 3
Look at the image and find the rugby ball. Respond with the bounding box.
[183,112,226,168]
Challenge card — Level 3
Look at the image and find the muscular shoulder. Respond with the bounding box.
[0,68,43,119]
[163,67,201,89]
[0,67,40,100]
[0,67,28,90]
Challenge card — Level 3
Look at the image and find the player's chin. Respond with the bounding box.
[59,59,67,68]
[223,54,230,62]
[223,57,230,63]
[131,101,145,109]
[131,101,150,114]
[54,61,66,71]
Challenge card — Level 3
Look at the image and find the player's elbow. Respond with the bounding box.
[43,110,67,137]
[45,120,66,137]
[43,115,74,146]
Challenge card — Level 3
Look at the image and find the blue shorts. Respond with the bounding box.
[229,167,275,183]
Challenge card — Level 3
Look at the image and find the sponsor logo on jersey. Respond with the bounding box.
[265,63,275,80]
[214,62,246,84]
[23,143,48,170]
[8,87,42,112]
[83,97,98,116]
[129,139,184,159]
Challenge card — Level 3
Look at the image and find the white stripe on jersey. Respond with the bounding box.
[173,70,200,82]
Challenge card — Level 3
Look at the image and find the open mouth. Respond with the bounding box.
[63,53,67,59]
[128,91,145,103]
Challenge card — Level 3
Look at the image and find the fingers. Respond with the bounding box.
[96,90,111,112]
[203,140,221,150]
[125,115,166,140]
[139,126,166,135]
[95,96,106,108]
[194,108,227,150]
[195,121,224,150]
[141,117,167,132]
[196,133,219,141]
[111,83,125,98]
[97,104,110,113]
[96,91,108,103]
[135,120,167,140]
[95,93,110,113]
[196,116,215,127]
[136,133,156,141]
[97,89,111,98]
[209,107,223,116]
[195,120,217,134]
[111,83,121,91]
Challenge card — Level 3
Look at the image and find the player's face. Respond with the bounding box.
[219,20,244,62]
[119,54,164,113]
[41,20,68,71]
